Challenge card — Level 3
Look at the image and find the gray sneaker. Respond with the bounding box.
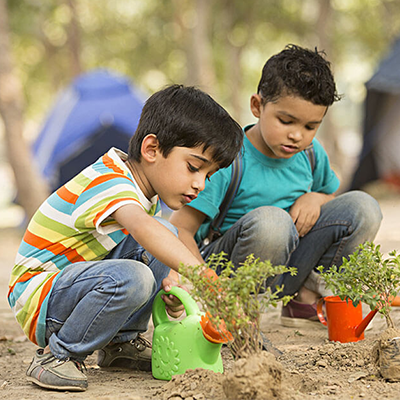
[97,334,152,371]
[26,349,88,391]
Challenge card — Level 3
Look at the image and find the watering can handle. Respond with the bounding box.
[317,298,328,326]
[152,286,201,328]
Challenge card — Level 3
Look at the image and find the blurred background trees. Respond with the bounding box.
[1,0,400,220]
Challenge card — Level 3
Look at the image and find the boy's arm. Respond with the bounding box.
[289,192,335,237]
[162,268,186,318]
[112,204,203,272]
[169,205,206,263]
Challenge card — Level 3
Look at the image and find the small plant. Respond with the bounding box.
[180,252,296,359]
[317,242,400,329]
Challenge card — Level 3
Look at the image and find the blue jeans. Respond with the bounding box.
[45,217,173,362]
[201,191,382,296]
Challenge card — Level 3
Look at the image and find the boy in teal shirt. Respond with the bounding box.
[170,45,382,327]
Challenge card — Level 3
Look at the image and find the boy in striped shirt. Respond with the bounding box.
[8,84,243,391]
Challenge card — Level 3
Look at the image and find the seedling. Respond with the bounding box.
[180,252,296,359]
[317,242,400,329]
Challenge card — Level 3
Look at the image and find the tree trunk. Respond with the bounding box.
[0,0,49,220]
[66,0,82,77]
[316,0,342,177]
[227,44,242,121]
[187,0,216,95]
[222,3,244,122]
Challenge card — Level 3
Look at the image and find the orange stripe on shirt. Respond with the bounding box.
[56,186,79,204]
[28,273,59,345]
[24,230,85,263]
[7,270,44,297]
[24,230,56,250]
[83,173,131,194]
[102,154,125,174]
[93,197,142,227]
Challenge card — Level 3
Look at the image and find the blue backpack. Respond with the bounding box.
[201,143,316,247]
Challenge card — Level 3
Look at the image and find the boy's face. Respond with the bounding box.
[249,94,327,159]
[148,145,220,210]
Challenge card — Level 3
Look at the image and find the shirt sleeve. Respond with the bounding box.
[311,139,340,194]
[71,175,145,234]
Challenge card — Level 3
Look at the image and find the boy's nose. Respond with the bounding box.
[288,129,302,141]
[193,177,206,192]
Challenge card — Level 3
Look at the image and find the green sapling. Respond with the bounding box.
[317,242,400,329]
[180,252,296,359]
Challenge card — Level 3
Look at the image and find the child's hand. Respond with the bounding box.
[161,277,188,319]
[289,192,334,237]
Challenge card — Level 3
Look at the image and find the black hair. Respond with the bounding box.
[257,44,341,106]
[128,84,243,168]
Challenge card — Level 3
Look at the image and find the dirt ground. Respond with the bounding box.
[1,193,400,400]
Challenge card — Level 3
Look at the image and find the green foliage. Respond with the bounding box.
[317,242,400,329]
[180,252,296,359]
[7,0,400,122]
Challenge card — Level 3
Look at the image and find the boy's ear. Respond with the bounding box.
[140,134,159,163]
[250,94,262,118]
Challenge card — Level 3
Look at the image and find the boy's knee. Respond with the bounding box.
[336,191,382,240]
[247,206,295,236]
[112,262,155,304]
[236,207,297,265]
[342,191,382,225]
[243,206,297,249]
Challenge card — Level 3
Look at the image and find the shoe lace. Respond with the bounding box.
[131,334,152,350]
[40,353,86,372]
[40,354,64,366]
[72,359,87,373]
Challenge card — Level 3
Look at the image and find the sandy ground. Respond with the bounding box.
[1,194,400,399]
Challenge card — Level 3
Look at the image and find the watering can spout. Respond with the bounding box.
[355,309,378,338]
[200,313,233,344]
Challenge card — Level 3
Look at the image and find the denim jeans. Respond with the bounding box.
[45,217,173,361]
[201,191,382,296]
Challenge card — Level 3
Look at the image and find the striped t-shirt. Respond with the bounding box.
[8,148,159,347]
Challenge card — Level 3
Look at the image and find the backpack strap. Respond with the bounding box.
[201,143,315,248]
[304,143,315,173]
[201,151,243,247]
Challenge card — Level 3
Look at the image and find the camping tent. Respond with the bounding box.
[33,69,145,191]
[350,37,400,190]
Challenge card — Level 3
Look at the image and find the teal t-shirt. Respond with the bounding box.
[189,130,340,243]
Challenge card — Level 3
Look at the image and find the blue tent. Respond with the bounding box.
[33,69,145,191]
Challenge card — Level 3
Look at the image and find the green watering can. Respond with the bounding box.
[151,286,231,381]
